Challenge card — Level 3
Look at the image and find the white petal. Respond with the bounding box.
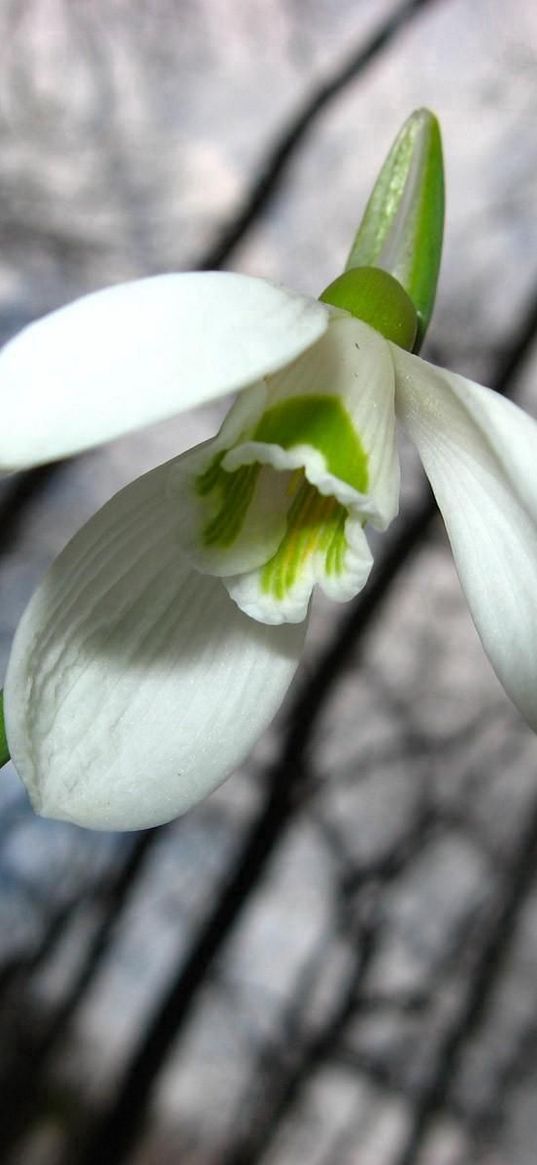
[393,345,537,729]
[0,273,328,470]
[4,460,306,830]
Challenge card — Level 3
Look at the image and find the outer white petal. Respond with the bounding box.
[393,345,537,729]
[0,272,329,470]
[4,460,306,830]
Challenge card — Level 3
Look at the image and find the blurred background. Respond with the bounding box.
[0,1,536,1162]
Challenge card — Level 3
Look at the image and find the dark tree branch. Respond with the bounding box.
[0,0,441,565]
[0,829,159,1156]
[198,0,441,269]
[392,794,537,1165]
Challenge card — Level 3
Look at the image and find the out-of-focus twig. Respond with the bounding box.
[199,0,441,270]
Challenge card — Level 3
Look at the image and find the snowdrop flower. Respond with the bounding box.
[1,110,537,832]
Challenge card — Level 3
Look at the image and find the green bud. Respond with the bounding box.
[320,267,418,352]
[344,108,444,351]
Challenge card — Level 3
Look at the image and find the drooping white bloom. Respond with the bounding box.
[1,271,537,830]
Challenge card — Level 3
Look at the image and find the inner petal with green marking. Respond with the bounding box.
[186,393,376,624]
[252,394,369,493]
[171,311,400,624]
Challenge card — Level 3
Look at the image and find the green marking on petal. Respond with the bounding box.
[196,451,227,496]
[194,395,365,591]
[200,461,261,548]
[325,506,347,577]
[261,476,348,600]
[254,395,368,493]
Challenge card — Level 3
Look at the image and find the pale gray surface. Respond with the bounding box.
[0,2,536,1164]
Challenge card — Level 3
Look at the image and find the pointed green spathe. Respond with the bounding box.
[345,108,444,349]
